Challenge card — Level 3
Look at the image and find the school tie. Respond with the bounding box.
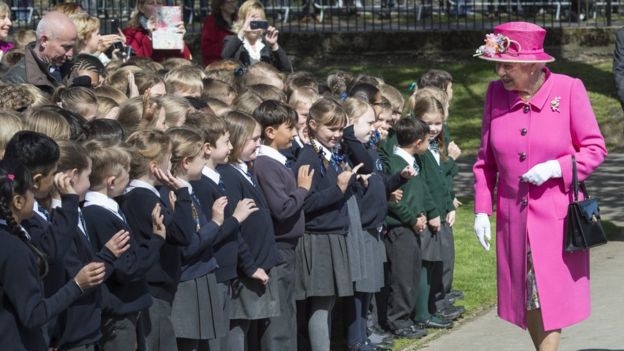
[330,150,345,173]
[285,158,294,170]
[429,140,439,153]
[218,179,226,193]
[38,203,50,221]
[245,170,256,186]
[190,192,201,232]
[78,211,90,243]
[412,160,420,174]
[117,207,128,223]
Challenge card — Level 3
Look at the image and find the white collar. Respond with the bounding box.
[257,145,287,166]
[394,146,416,168]
[125,179,160,197]
[32,200,48,221]
[242,37,265,63]
[232,162,254,185]
[294,136,304,148]
[311,139,332,162]
[202,166,221,185]
[84,191,125,221]
[177,178,193,195]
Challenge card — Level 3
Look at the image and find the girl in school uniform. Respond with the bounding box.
[164,127,229,351]
[412,94,455,330]
[218,111,281,351]
[0,160,106,350]
[293,98,362,351]
[122,130,196,351]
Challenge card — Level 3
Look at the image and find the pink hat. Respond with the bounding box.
[474,21,555,63]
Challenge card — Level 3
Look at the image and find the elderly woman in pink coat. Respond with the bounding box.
[472,22,607,351]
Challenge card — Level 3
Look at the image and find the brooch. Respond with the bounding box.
[550,96,561,112]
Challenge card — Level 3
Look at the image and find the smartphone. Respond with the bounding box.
[110,18,120,34]
[250,20,269,30]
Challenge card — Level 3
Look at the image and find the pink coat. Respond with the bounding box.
[473,68,607,331]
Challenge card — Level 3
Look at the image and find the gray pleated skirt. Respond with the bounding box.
[420,224,448,262]
[295,232,354,300]
[171,272,228,340]
[352,229,387,293]
[229,269,281,320]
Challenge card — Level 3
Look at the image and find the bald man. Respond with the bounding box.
[2,11,77,94]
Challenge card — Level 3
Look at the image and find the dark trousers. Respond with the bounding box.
[260,248,297,351]
[63,344,96,351]
[441,225,455,295]
[384,227,422,331]
[100,313,141,351]
[344,292,371,347]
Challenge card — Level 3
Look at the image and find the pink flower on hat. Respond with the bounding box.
[474,33,510,57]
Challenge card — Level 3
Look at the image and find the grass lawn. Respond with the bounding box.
[307,59,622,350]
[313,59,623,154]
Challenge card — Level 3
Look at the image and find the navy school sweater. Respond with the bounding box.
[0,226,83,351]
[218,164,282,271]
[254,155,307,249]
[294,145,351,234]
[121,186,195,302]
[57,212,118,349]
[159,185,226,282]
[83,204,164,316]
[190,174,257,283]
[280,139,303,165]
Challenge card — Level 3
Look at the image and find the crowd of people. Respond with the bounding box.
[0,1,469,351]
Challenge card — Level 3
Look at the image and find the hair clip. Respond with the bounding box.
[339,92,348,102]
[407,82,417,93]
[7,174,15,181]
[234,66,246,77]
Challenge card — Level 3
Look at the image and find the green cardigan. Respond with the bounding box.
[383,151,439,229]
[416,150,455,223]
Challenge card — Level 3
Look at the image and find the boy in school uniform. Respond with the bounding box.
[186,114,261,350]
[82,141,167,351]
[252,100,314,350]
[382,118,439,340]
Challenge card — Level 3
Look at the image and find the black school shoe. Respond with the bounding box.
[446,290,465,301]
[417,315,454,329]
[435,305,465,321]
[392,326,427,339]
[367,326,393,349]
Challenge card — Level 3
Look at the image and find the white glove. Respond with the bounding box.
[521,160,562,186]
[474,213,491,251]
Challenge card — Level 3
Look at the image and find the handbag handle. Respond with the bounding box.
[571,155,590,202]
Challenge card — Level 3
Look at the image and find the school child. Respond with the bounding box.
[0,110,22,159]
[284,87,318,163]
[160,95,193,128]
[52,86,98,121]
[294,98,361,351]
[382,117,439,339]
[122,130,196,351]
[201,78,237,106]
[252,100,314,350]
[185,113,260,351]
[410,95,456,329]
[23,106,72,141]
[218,111,281,351]
[52,141,131,351]
[82,140,166,351]
[164,127,230,351]
[0,160,106,351]
[164,65,206,98]
[378,84,404,126]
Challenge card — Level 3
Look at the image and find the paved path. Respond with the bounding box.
[418,152,624,351]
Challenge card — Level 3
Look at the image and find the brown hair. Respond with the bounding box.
[248,84,286,102]
[286,71,318,95]
[224,111,258,163]
[161,57,193,72]
[164,65,205,97]
[202,78,237,105]
[379,84,405,113]
[96,96,119,119]
[95,86,128,105]
[408,87,448,118]
[0,84,49,111]
[167,127,204,176]
[53,86,98,119]
[52,2,85,16]
[342,97,371,123]
[307,98,348,138]
[288,87,319,109]
[126,129,171,179]
[56,140,91,174]
[184,112,229,146]
[232,90,262,115]
[204,59,239,87]
[116,97,144,134]
[159,95,192,128]
[411,92,447,160]
[204,98,231,117]
[0,110,23,158]
[12,29,37,50]
[240,62,284,90]
[84,139,131,189]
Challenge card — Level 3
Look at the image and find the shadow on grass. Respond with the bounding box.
[603,220,623,242]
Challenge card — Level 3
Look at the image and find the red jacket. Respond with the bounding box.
[123,26,191,63]
[201,14,233,66]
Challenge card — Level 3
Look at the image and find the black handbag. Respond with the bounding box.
[564,156,608,252]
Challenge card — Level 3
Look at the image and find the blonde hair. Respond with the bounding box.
[24,106,72,141]
[232,90,262,115]
[241,62,283,89]
[84,139,131,189]
[52,2,86,16]
[288,87,319,109]
[164,66,205,97]
[224,111,258,163]
[161,57,193,71]
[379,84,405,112]
[105,66,143,96]
[12,29,37,50]
[159,95,192,128]
[126,129,171,179]
[95,86,127,105]
[0,1,9,17]
[0,110,23,158]
[408,87,448,118]
[232,0,265,33]
[201,78,236,105]
[117,97,144,134]
[0,84,49,111]
[342,97,371,123]
[53,86,98,118]
[167,127,204,176]
[204,59,239,87]
[128,0,164,28]
[184,112,229,146]
[70,13,100,53]
[410,92,447,160]
[307,98,348,138]
[205,98,231,117]
[96,96,119,119]
[248,84,286,102]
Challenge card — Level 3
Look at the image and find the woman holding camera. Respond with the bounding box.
[221,0,292,72]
